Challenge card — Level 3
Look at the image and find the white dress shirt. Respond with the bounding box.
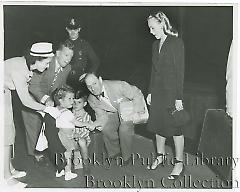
[100,86,117,110]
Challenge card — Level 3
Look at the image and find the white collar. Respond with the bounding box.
[102,85,106,94]
[101,85,109,99]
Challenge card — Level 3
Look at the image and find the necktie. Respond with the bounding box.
[99,92,104,98]
[51,68,61,88]
[96,92,104,100]
[98,91,117,111]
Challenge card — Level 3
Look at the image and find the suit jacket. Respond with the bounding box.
[147,35,185,135]
[29,57,71,102]
[149,35,185,100]
[88,80,144,128]
[69,38,100,75]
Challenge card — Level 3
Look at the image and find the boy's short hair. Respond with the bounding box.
[52,85,75,106]
[53,39,74,53]
[75,89,88,102]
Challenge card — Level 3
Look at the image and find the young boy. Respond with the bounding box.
[72,90,94,174]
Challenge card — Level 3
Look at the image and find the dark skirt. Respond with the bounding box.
[44,114,67,172]
[147,89,183,137]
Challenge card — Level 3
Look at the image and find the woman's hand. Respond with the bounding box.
[175,100,183,111]
[44,106,61,119]
[45,97,54,107]
[147,94,151,105]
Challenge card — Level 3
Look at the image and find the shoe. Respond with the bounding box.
[4,177,27,188]
[65,172,77,181]
[11,169,27,178]
[12,181,27,188]
[147,153,166,170]
[56,170,65,178]
[167,158,185,180]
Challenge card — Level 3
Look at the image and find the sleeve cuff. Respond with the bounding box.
[41,95,50,104]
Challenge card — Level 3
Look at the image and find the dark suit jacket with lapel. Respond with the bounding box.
[88,80,144,128]
[147,35,185,136]
[149,35,185,100]
[29,56,71,102]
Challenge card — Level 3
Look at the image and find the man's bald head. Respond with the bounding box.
[85,73,103,96]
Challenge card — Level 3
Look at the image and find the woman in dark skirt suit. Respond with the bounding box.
[146,11,185,180]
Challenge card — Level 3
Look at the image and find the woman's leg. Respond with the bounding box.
[9,161,26,178]
[147,134,166,169]
[156,134,166,154]
[170,135,184,176]
[4,145,12,179]
[4,145,26,186]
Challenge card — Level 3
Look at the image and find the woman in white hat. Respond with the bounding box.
[4,42,60,187]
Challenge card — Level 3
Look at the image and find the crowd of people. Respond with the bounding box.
[4,11,188,187]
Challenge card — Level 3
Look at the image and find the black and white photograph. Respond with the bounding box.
[2,1,238,190]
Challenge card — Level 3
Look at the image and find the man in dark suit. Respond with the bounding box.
[84,73,145,166]
[65,17,100,91]
[21,40,74,162]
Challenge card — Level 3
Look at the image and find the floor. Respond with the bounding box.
[9,90,231,189]
[12,130,230,189]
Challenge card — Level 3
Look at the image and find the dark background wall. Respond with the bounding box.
[4,6,232,98]
[4,5,233,154]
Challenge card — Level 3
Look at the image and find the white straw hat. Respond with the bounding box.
[30,42,54,57]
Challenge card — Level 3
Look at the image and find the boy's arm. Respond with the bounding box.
[73,118,88,127]
[73,118,95,131]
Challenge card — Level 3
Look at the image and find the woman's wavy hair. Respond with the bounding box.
[148,11,178,37]
[24,48,49,70]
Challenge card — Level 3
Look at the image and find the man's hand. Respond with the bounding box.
[95,126,103,131]
[85,123,95,131]
[175,100,184,111]
[45,97,54,107]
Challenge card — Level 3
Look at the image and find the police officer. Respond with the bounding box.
[65,17,100,91]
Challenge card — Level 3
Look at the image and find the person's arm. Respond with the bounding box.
[119,81,145,113]
[28,71,50,103]
[86,41,100,73]
[11,70,45,111]
[172,38,185,100]
[73,119,89,128]
[148,66,155,94]
[74,120,95,131]
[148,41,158,94]
[88,99,108,130]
